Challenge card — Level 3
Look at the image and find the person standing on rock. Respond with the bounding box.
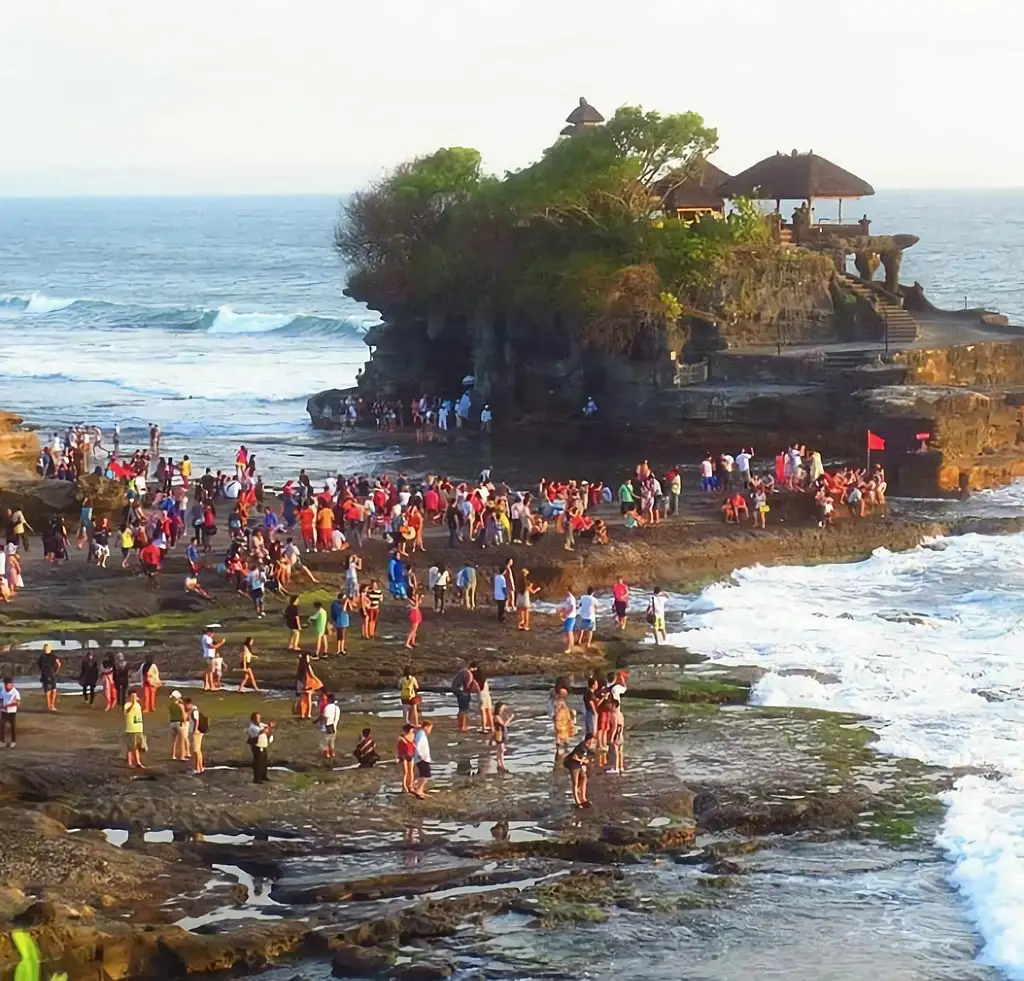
[318,693,341,761]
[100,654,116,711]
[612,576,629,631]
[564,734,595,808]
[559,590,578,655]
[124,690,147,769]
[112,652,131,707]
[168,689,189,761]
[79,650,99,705]
[412,719,434,799]
[284,595,302,651]
[451,662,478,733]
[309,600,329,656]
[247,712,274,783]
[1,677,21,748]
[38,644,61,713]
[183,697,207,774]
[238,638,260,692]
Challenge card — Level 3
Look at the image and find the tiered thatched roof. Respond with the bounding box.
[658,160,731,211]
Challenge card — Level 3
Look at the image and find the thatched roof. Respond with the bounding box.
[717,151,874,200]
[565,97,604,126]
[658,160,731,210]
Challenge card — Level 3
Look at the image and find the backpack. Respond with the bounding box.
[196,712,210,734]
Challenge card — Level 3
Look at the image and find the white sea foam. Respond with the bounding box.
[207,305,296,335]
[666,534,1024,979]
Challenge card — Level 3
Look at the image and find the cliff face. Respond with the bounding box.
[0,411,39,472]
[347,249,843,424]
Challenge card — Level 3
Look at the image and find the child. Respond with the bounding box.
[400,666,421,726]
[607,697,625,773]
[210,651,225,692]
[354,728,378,766]
[491,701,514,773]
[564,734,595,808]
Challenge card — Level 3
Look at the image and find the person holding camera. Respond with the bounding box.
[247,711,275,783]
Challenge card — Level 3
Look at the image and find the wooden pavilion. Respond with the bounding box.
[656,159,731,221]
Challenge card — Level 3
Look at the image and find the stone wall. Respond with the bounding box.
[896,341,1024,387]
[0,412,38,472]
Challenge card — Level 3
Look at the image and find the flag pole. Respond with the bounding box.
[866,431,870,472]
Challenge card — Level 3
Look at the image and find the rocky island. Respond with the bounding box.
[312,97,1024,496]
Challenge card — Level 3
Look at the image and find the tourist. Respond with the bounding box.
[10,508,32,552]
[309,600,329,656]
[397,724,416,794]
[699,455,715,492]
[247,712,274,784]
[400,665,421,726]
[583,676,600,738]
[124,690,147,769]
[560,589,578,655]
[412,719,434,798]
[112,652,131,707]
[405,590,423,649]
[480,405,493,433]
[329,591,350,655]
[139,538,161,586]
[238,638,260,692]
[318,693,340,761]
[612,576,629,630]
[493,567,509,622]
[607,697,625,773]
[431,564,450,613]
[451,661,478,733]
[168,689,189,760]
[294,651,322,719]
[183,697,207,774]
[100,655,116,711]
[1,677,20,749]
[475,665,493,733]
[284,595,302,650]
[649,587,668,645]
[753,486,769,528]
[139,656,161,713]
[201,628,225,691]
[79,650,99,705]
[365,580,383,638]
[354,728,378,767]
[344,553,361,598]
[38,643,61,713]
[516,568,540,631]
[491,701,513,773]
[551,684,575,755]
[564,734,595,808]
[456,562,477,610]
[577,586,598,649]
[247,563,267,618]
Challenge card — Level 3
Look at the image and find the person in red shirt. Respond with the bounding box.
[139,541,162,586]
[298,504,315,550]
[235,445,248,477]
[611,576,630,631]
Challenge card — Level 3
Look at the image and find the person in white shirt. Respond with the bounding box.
[735,448,753,488]
[577,587,598,649]
[493,569,509,623]
[247,712,274,783]
[1,677,21,748]
[649,587,668,645]
[700,455,715,492]
[412,719,434,798]
[200,630,225,691]
[318,694,341,760]
[480,406,493,433]
[561,590,578,654]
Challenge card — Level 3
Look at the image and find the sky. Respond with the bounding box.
[2,0,1022,196]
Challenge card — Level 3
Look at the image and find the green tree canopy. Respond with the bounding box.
[336,106,768,354]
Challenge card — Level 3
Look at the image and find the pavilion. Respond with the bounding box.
[656,160,731,221]
[717,150,875,244]
[560,97,604,137]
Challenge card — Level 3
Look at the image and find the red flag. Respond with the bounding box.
[867,431,886,451]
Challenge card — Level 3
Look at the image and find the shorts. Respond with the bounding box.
[579,618,595,632]
[415,761,432,779]
[319,730,337,751]
[654,616,666,632]
[169,721,185,735]
[40,677,57,693]
[124,732,147,752]
[620,501,632,515]
[562,617,576,635]
[613,600,628,619]
[456,692,471,713]
[250,588,264,603]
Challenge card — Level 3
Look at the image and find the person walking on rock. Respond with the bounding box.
[38,644,61,713]
[1,677,21,748]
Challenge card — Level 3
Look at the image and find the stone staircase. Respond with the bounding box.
[840,274,919,346]
[823,349,881,371]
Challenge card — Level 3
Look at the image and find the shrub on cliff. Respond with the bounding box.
[336,106,768,357]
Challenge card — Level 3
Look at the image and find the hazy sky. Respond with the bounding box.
[2,0,1021,195]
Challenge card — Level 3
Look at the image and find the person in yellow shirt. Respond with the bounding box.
[120,524,135,569]
[124,690,147,769]
[400,666,421,726]
[180,455,192,480]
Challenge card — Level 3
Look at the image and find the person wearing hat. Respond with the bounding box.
[480,405,493,434]
[168,689,189,761]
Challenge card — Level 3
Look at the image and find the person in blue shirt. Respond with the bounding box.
[329,591,350,655]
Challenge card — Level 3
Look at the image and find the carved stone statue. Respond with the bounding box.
[853,251,881,281]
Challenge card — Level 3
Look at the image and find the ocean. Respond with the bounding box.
[1,191,1022,473]
[4,191,1024,978]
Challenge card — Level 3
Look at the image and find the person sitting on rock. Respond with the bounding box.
[353,728,379,767]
